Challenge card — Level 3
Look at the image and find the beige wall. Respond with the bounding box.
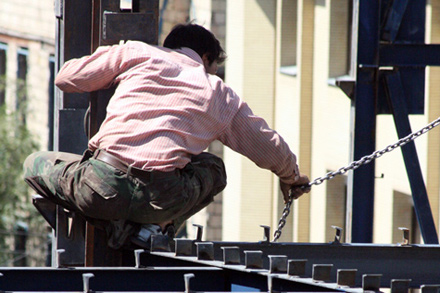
[223,0,277,241]
[223,0,440,244]
[0,1,54,42]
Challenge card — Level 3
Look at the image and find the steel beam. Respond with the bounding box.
[383,71,438,244]
[380,0,409,42]
[348,0,380,243]
[4,241,440,292]
[380,44,440,67]
[0,267,227,292]
[142,241,440,289]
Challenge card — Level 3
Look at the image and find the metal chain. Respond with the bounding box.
[273,116,440,242]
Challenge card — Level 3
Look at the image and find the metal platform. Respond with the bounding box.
[2,226,440,293]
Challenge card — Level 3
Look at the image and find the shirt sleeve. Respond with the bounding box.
[55,42,148,93]
[218,96,300,185]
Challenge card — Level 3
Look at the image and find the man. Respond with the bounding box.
[24,23,310,249]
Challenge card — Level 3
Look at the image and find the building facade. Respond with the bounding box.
[0,1,55,150]
[222,0,440,245]
[2,0,440,249]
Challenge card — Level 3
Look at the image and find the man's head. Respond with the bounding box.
[163,23,226,74]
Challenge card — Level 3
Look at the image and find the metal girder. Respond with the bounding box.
[139,238,440,289]
[0,267,227,292]
[3,240,440,292]
[380,0,410,42]
[348,0,380,244]
[6,224,440,292]
[383,70,438,244]
[379,44,440,67]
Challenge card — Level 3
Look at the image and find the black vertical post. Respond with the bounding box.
[347,0,381,243]
[53,0,91,267]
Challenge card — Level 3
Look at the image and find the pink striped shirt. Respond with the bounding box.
[55,41,299,184]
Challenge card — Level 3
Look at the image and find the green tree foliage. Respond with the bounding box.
[0,76,48,266]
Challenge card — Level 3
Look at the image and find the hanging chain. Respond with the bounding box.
[273,116,440,242]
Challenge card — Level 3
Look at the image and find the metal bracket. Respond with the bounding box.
[196,242,214,261]
[336,77,355,100]
[260,225,270,243]
[331,226,343,245]
[288,259,307,277]
[193,224,203,242]
[244,250,263,269]
[362,274,382,291]
[184,273,195,293]
[391,279,411,293]
[221,246,240,265]
[337,269,357,287]
[312,264,333,282]
[175,239,194,257]
[398,227,410,246]
[134,249,145,268]
[82,273,94,293]
[268,255,288,274]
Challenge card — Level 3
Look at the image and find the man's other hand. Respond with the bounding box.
[280,174,311,203]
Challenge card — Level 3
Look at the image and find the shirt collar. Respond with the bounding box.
[175,47,203,64]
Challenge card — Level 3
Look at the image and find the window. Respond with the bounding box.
[16,47,28,123]
[0,42,7,106]
[328,0,352,80]
[279,0,298,76]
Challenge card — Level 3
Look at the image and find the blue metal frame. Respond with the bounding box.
[349,0,440,244]
[384,71,438,244]
[349,0,380,243]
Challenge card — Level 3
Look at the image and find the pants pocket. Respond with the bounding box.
[76,164,130,220]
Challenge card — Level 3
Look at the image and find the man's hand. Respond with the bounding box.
[280,174,311,203]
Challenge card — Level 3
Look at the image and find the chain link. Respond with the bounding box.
[273,116,440,242]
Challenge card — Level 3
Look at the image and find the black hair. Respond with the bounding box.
[163,23,226,65]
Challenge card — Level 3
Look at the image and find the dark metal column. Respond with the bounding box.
[53,0,159,266]
[348,0,380,243]
[54,0,91,266]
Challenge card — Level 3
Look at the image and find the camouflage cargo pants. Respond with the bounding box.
[23,149,226,248]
